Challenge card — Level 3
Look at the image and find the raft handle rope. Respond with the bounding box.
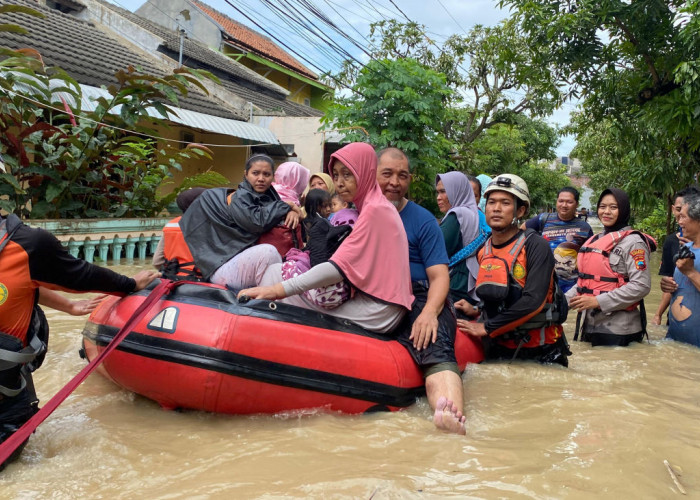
[0,279,181,467]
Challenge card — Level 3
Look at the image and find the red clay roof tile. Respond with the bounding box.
[193,0,318,81]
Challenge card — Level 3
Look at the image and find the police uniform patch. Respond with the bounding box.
[512,262,526,279]
[630,249,646,271]
[0,283,8,306]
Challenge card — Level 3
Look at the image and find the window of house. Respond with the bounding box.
[181,131,195,149]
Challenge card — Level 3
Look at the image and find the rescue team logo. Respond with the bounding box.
[512,262,526,280]
[630,249,647,271]
[481,263,502,271]
[0,283,8,306]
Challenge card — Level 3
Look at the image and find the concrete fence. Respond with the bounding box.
[28,217,172,264]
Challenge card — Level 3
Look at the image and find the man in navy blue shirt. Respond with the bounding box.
[377,147,465,434]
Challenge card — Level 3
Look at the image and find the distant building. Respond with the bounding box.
[1,0,282,187]
[548,156,593,210]
[549,156,583,175]
[130,0,333,170]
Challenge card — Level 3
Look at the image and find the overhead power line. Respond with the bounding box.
[222,0,371,96]
[434,0,471,37]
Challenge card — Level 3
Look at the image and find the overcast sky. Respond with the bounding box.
[104,0,577,155]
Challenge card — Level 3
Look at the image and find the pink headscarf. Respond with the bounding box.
[327,143,414,309]
[272,162,311,206]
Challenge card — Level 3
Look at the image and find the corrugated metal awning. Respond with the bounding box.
[168,107,277,144]
[46,82,279,145]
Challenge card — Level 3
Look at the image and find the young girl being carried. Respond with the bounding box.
[282,189,353,308]
[329,193,359,227]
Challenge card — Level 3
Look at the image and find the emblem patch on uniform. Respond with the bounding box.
[481,263,502,271]
[512,262,526,279]
[630,249,646,271]
[0,283,7,306]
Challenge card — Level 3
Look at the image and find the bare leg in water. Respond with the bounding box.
[426,370,466,435]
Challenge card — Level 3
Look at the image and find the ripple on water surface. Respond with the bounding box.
[1,261,698,498]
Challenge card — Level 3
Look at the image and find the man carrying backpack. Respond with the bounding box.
[521,187,593,294]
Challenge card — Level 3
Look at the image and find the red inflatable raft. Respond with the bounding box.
[81,281,484,414]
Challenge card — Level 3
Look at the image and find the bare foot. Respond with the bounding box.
[433,396,466,435]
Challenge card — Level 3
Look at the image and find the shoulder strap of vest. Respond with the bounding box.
[627,230,657,253]
[480,229,532,269]
[508,229,534,270]
[482,235,493,257]
[0,215,21,257]
[579,232,607,255]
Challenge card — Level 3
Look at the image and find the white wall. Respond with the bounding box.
[136,0,222,49]
[254,116,325,173]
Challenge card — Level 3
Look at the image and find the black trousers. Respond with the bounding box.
[580,331,645,347]
[483,335,571,367]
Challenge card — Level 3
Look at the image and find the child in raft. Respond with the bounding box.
[282,189,353,308]
[329,193,359,227]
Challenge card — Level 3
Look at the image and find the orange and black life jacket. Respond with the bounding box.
[161,216,203,281]
[476,229,567,345]
[0,217,48,397]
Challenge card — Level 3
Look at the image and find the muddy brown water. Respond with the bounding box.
[2,251,699,499]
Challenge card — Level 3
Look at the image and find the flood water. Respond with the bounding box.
[2,251,700,498]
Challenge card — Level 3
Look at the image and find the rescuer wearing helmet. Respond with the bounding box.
[458,174,571,366]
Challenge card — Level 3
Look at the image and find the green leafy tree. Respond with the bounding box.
[504,0,700,226]
[465,115,569,214]
[324,19,565,211]
[323,57,455,210]
[0,6,227,218]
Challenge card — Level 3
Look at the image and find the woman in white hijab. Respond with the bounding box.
[436,172,483,314]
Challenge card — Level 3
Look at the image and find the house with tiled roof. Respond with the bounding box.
[136,0,333,112]
[91,0,322,120]
[83,0,334,171]
[0,0,285,187]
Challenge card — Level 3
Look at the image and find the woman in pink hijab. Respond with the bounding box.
[239,142,413,333]
[271,161,311,206]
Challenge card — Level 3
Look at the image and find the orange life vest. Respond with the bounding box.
[0,218,36,342]
[575,230,653,305]
[476,230,565,348]
[161,216,202,281]
[0,218,47,397]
